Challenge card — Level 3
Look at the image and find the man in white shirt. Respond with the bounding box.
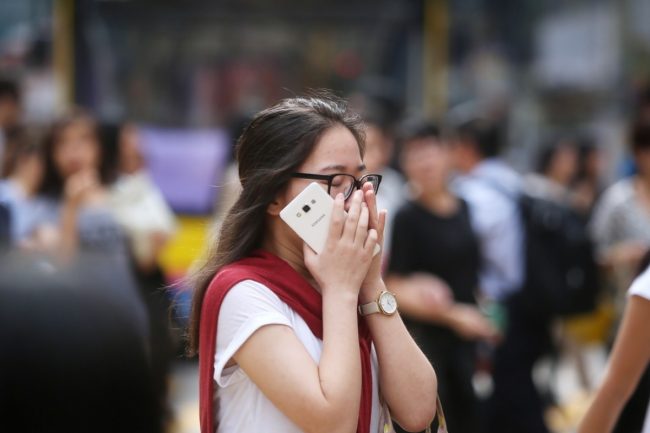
[452,117,524,301]
[451,117,550,433]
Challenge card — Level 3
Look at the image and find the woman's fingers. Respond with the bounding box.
[355,203,370,245]
[377,209,387,243]
[342,190,363,241]
[362,182,379,229]
[364,229,378,253]
[326,193,346,244]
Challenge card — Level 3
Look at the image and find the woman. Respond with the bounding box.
[107,121,178,419]
[386,119,496,433]
[577,262,650,433]
[591,119,650,289]
[527,137,579,204]
[30,111,147,331]
[189,94,438,433]
[34,111,124,259]
[108,122,176,272]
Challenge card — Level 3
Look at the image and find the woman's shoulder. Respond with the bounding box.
[219,279,293,323]
[223,279,283,306]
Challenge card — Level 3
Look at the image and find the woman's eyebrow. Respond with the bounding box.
[319,163,367,173]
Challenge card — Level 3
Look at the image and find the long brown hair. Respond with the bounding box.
[187,92,365,355]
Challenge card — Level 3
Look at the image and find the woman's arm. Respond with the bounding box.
[360,185,437,431]
[234,290,361,433]
[361,278,438,432]
[578,295,650,433]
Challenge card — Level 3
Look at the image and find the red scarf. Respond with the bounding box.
[198,249,373,433]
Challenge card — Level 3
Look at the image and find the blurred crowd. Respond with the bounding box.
[0,79,178,432]
[2,71,650,433]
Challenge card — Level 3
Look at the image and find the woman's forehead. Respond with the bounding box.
[301,125,363,172]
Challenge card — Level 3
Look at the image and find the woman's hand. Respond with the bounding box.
[359,182,387,301]
[63,170,101,209]
[304,190,378,297]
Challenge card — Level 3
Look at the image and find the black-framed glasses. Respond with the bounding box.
[291,172,382,200]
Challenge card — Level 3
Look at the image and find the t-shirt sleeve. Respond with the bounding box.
[629,265,650,301]
[387,206,418,275]
[214,279,293,387]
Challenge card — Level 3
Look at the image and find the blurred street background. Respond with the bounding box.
[2,1,650,433]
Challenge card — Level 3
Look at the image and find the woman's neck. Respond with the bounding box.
[261,230,317,289]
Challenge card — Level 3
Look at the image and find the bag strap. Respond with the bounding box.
[379,393,448,432]
[425,396,448,433]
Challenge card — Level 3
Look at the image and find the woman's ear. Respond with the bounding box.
[266,196,284,216]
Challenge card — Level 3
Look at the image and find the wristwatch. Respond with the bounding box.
[358,290,398,316]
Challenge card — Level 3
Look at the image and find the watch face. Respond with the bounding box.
[379,292,397,314]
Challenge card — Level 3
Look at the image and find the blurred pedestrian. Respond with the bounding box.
[108,122,176,273]
[361,111,405,257]
[526,136,579,204]
[451,117,524,303]
[387,118,497,433]
[0,127,44,244]
[0,79,21,167]
[104,121,178,420]
[451,116,551,433]
[571,137,605,220]
[189,94,440,433]
[32,110,124,260]
[591,119,650,290]
[526,136,600,393]
[0,254,163,433]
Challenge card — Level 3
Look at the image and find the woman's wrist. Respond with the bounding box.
[359,278,385,304]
[321,288,360,307]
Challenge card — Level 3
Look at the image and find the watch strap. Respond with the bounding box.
[358,301,380,316]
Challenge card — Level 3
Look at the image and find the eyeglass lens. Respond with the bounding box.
[329,174,380,199]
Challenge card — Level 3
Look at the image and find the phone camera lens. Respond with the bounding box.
[302,205,311,213]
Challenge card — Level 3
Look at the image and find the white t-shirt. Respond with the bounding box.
[628,266,650,433]
[214,280,381,433]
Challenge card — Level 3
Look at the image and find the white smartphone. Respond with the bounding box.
[280,182,380,256]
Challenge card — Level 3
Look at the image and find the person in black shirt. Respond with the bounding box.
[387,119,497,433]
